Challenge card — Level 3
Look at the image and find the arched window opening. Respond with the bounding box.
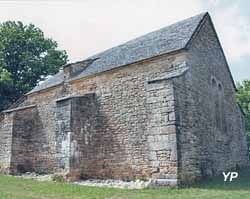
[218,83,222,91]
[212,78,217,88]
[211,77,226,133]
[215,90,221,129]
[218,83,226,132]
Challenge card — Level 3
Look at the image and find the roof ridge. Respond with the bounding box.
[88,12,208,60]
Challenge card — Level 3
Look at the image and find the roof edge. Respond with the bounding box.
[68,48,188,83]
[184,12,209,50]
[26,12,208,95]
[185,12,237,91]
[27,49,187,96]
[207,14,237,91]
[2,104,37,114]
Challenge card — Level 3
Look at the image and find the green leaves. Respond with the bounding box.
[236,80,250,147]
[0,67,11,83]
[0,21,68,110]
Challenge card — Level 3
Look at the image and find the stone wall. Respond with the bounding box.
[10,106,39,174]
[15,53,186,182]
[70,95,97,179]
[0,113,13,173]
[54,94,98,180]
[54,97,72,173]
[174,15,249,185]
[0,106,44,174]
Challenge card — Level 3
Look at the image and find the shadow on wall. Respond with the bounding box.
[10,107,45,174]
[73,94,131,180]
[55,93,130,180]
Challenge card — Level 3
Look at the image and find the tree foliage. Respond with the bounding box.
[0,21,68,110]
[236,80,250,147]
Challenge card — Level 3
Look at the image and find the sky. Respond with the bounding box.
[0,0,249,82]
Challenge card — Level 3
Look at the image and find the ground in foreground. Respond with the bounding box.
[0,168,250,199]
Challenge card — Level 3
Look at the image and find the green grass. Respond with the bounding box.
[0,168,250,199]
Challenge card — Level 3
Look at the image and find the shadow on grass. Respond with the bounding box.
[193,167,250,191]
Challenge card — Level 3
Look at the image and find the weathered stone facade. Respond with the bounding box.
[0,12,248,186]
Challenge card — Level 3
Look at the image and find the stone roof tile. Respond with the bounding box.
[28,12,207,94]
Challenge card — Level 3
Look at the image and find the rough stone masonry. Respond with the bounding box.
[0,12,249,186]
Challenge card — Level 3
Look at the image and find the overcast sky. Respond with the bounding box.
[0,0,249,82]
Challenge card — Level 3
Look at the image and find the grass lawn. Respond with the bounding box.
[0,168,250,199]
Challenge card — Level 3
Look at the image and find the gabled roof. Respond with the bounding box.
[29,12,208,94]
